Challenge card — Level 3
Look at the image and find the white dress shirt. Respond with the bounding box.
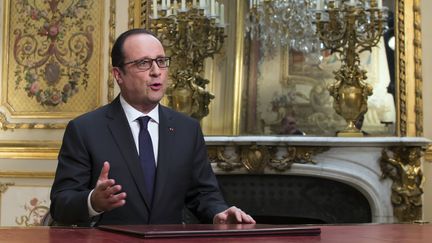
[119,95,159,163]
[88,96,159,216]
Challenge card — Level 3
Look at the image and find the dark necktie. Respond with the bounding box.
[137,116,156,204]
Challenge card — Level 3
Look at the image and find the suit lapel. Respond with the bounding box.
[106,97,152,210]
[152,106,175,210]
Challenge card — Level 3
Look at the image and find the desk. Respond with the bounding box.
[0,224,430,243]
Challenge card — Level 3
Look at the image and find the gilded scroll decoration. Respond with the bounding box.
[380,147,424,222]
[13,0,94,107]
[269,146,328,172]
[208,146,243,172]
[240,145,270,173]
[0,113,66,130]
[209,145,325,173]
[0,182,15,194]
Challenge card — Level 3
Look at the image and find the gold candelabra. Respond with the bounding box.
[315,0,386,136]
[149,0,226,120]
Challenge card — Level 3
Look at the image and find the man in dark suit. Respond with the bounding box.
[50,28,255,226]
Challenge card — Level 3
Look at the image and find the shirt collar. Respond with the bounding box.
[119,95,159,124]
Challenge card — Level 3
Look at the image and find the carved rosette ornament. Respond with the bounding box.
[380,147,424,222]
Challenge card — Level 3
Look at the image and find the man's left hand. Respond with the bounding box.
[213,206,256,224]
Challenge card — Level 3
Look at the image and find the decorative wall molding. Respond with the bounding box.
[0,172,54,179]
[413,0,423,136]
[0,141,60,159]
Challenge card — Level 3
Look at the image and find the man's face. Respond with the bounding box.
[113,34,168,112]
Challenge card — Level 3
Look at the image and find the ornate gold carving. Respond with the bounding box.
[209,144,326,173]
[413,0,423,136]
[241,145,270,173]
[208,146,243,171]
[395,0,422,136]
[166,70,215,120]
[129,0,150,28]
[380,147,424,222]
[269,147,328,172]
[0,113,66,130]
[148,5,225,120]
[396,0,407,136]
[107,0,116,102]
[315,3,385,136]
[15,198,49,226]
[0,182,15,194]
[425,145,432,162]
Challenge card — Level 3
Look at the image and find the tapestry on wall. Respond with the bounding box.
[1,0,106,126]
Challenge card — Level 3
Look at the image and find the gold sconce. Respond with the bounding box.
[315,0,387,136]
[149,0,226,120]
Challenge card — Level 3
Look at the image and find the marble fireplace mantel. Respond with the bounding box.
[205,136,430,223]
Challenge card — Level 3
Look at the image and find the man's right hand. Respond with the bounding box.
[90,161,127,213]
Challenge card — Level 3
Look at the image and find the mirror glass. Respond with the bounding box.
[144,0,398,136]
[222,0,396,136]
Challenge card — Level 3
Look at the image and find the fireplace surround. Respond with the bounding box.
[206,136,430,223]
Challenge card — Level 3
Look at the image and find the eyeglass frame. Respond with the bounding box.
[122,56,171,71]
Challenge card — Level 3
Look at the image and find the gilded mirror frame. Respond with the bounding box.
[131,0,423,137]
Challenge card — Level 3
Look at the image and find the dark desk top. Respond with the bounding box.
[0,224,430,243]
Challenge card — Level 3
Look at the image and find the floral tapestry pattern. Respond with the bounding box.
[13,0,94,106]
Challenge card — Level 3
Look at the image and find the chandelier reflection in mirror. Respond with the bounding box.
[246,0,320,56]
[315,0,388,136]
[149,0,226,120]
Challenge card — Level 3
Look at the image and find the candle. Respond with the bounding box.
[193,0,197,8]
[167,0,171,15]
[173,0,178,15]
[215,1,219,16]
[250,0,253,9]
[211,0,215,15]
[220,3,224,25]
[181,0,186,10]
[153,0,158,18]
[162,0,166,9]
[199,0,205,8]
[377,0,382,8]
[350,0,356,5]
[316,0,323,10]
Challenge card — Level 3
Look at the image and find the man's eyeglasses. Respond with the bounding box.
[123,57,171,71]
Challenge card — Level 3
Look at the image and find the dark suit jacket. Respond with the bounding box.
[50,97,228,225]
